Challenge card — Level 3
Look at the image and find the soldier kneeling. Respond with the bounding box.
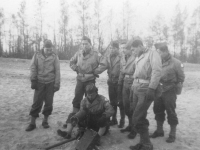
[57,83,114,145]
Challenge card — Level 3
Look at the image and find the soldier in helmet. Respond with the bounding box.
[26,40,60,131]
[150,43,185,143]
[57,83,114,145]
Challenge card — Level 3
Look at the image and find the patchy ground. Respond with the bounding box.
[0,58,200,150]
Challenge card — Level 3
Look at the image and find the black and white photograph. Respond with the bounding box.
[0,0,200,150]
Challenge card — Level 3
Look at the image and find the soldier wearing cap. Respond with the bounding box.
[63,36,100,127]
[57,83,114,145]
[150,43,185,143]
[129,39,162,150]
[94,40,125,127]
[26,40,60,131]
[118,39,137,139]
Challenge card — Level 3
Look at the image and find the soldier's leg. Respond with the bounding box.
[72,80,85,110]
[150,96,165,138]
[120,81,132,132]
[26,82,46,131]
[108,82,118,125]
[164,90,178,143]
[131,93,153,150]
[42,82,55,128]
[118,101,125,128]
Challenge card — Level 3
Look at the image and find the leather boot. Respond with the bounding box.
[150,121,164,138]
[42,115,50,128]
[127,129,137,139]
[26,117,36,131]
[166,125,176,143]
[120,125,131,133]
[140,130,153,150]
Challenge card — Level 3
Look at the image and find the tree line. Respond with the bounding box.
[0,0,200,63]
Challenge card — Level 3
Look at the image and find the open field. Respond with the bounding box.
[0,58,200,150]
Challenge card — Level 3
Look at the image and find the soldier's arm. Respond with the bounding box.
[94,55,108,74]
[175,61,185,83]
[30,54,37,81]
[54,55,60,88]
[103,100,114,118]
[149,50,162,90]
[69,52,79,72]
[74,99,87,121]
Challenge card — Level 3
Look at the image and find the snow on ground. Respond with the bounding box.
[0,58,200,150]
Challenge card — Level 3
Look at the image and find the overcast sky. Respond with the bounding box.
[1,0,200,45]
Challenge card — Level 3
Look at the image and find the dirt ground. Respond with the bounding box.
[0,58,200,150]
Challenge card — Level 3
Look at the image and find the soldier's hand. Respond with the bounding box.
[54,86,60,92]
[31,80,38,90]
[97,114,107,127]
[146,88,155,101]
[94,74,99,78]
[70,116,78,127]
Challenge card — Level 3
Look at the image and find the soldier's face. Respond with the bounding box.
[123,48,132,56]
[44,47,53,56]
[82,40,91,53]
[87,92,97,101]
[120,44,126,54]
[132,46,143,57]
[110,46,119,55]
[157,49,168,59]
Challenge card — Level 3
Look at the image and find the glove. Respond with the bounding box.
[31,80,38,90]
[54,86,60,92]
[70,116,78,127]
[71,65,79,73]
[97,114,107,127]
[146,88,155,101]
[93,73,99,78]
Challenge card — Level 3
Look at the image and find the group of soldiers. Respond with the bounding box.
[26,36,185,150]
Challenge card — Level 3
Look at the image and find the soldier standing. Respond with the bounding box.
[26,40,60,131]
[63,36,100,128]
[150,43,185,143]
[118,39,137,139]
[129,39,162,150]
[94,41,124,126]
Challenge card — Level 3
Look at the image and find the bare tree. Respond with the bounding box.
[75,0,91,37]
[0,8,4,56]
[59,0,69,53]
[187,5,200,63]
[171,4,187,59]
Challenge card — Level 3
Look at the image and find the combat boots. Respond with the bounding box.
[166,125,176,143]
[150,121,164,138]
[26,116,36,131]
[42,115,50,128]
[127,129,137,139]
[118,119,125,128]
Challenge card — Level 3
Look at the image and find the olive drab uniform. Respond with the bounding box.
[67,94,114,132]
[69,50,100,109]
[131,48,162,147]
[153,54,185,127]
[118,52,136,128]
[94,53,123,124]
[30,50,60,117]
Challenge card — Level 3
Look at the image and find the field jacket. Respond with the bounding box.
[133,49,162,90]
[118,53,136,85]
[30,51,60,88]
[70,50,100,82]
[160,54,185,92]
[74,94,114,120]
[94,53,121,84]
